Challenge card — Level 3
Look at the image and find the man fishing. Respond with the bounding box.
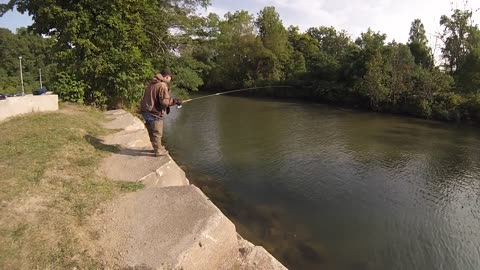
[141,69,182,156]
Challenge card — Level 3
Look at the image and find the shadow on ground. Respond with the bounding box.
[84,134,154,157]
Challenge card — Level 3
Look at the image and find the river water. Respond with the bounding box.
[163,95,480,270]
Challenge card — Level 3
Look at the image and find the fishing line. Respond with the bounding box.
[177,86,293,108]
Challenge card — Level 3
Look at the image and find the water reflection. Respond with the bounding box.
[165,96,480,270]
[179,166,329,269]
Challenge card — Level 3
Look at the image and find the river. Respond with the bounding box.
[163,95,480,270]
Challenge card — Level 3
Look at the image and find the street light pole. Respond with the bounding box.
[39,69,43,89]
[19,56,24,96]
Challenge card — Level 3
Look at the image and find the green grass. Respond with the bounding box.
[0,104,139,269]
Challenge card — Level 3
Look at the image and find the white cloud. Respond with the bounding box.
[208,0,480,47]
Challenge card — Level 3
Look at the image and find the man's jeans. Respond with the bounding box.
[141,112,159,124]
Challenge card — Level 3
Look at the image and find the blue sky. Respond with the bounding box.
[0,10,31,32]
[0,0,32,31]
[1,0,479,51]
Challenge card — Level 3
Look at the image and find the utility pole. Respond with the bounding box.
[19,56,24,96]
[39,69,43,89]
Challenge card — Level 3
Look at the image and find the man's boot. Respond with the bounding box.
[151,120,168,156]
[145,121,158,153]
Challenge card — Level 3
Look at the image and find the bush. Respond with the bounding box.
[50,72,87,104]
[431,93,464,121]
[460,94,480,122]
[402,99,433,118]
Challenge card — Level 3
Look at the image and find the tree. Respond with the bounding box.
[285,50,306,79]
[385,42,416,107]
[1,0,210,107]
[408,19,434,68]
[456,45,480,94]
[0,27,53,94]
[205,10,258,89]
[307,26,352,61]
[283,26,307,79]
[288,27,321,74]
[408,66,454,117]
[343,29,386,85]
[355,51,390,110]
[255,6,291,80]
[2,0,151,107]
[140,0,211,97]
[440,8,480,74]
[306,26,355,81]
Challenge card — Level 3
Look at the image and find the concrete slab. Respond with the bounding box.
[0,94,59,121]
[104,109,128,116]
[139,158,190,187]
[102,129,151,149]
[236,236,287,270]
[104,112,145,131]
[100,149,189,187]
[94,185,239,270]
[104,110,130,121]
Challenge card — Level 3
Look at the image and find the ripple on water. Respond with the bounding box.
[165,96,480,270]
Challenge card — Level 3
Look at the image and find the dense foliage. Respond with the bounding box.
[0,27,53,94]
[1,1,479,121]
[1,0,210,108]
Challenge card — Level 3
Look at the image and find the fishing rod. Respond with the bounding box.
[179,86,294,106]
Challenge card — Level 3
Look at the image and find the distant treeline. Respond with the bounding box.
[0,27,52,94]
[1,1,479,122]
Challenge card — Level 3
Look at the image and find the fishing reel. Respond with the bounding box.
[177,99,192,109]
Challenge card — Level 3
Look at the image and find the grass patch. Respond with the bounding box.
[0,103,137,269]
[120,182,145,192]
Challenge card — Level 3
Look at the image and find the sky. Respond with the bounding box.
[203,0,480,54]
[1,0,479,52]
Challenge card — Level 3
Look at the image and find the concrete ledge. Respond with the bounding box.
[102,129,151,149]
[139,158,190,187]
[99,110,189,187]
[95,186,239,270]
[0,94,59,121]
[100,149,189,187]
[103,111,145,131]
[95,109,288,269]
[236,236,288,270]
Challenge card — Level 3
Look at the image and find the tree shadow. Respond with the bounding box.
[84,134,120,153]
[84,134,155,157]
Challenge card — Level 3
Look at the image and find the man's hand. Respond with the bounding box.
[173,98,182,106]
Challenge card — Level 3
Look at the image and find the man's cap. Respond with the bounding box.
[160,69,172,77]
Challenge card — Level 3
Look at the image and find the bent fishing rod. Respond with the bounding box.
[178,86,293,107]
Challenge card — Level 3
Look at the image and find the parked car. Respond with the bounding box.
[0,94,6,100]
[33,88,47,95]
